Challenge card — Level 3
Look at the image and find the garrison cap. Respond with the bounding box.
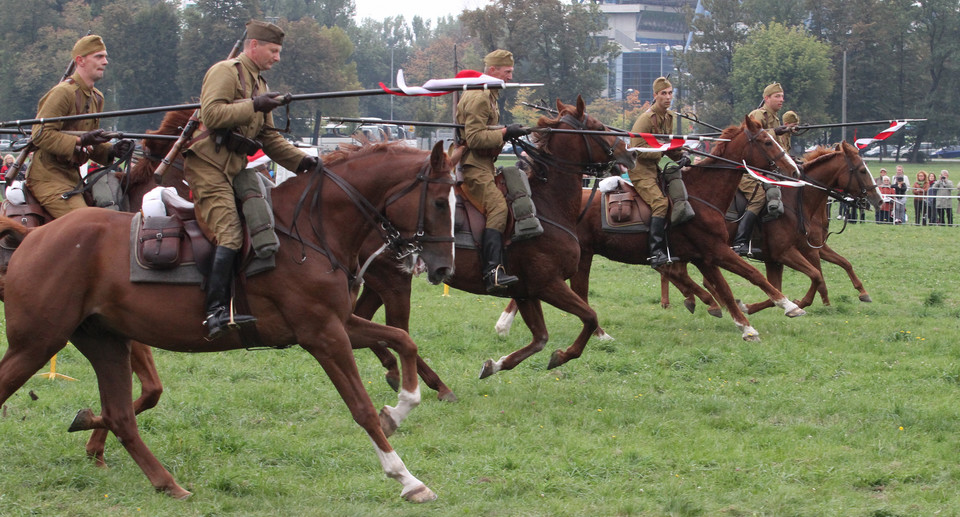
[782,111,799,125]
[763,82,783,97]
[653,76,672,94]
[71,35,106,59]
[484,49,514,68]
[246,20,285,45]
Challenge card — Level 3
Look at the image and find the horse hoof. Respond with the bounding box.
[379,407,398,438]
[68,408,97,432]
[735,299,748,312]
[860,294,873,303]
[785,307,806,318]
[437,390,458,403]
[743,332,761,342]
[707,308,723,318]
[547,349,565,370]
[683,299,696,314]
[479,360,497,379]
[660,302,670,309]
[594,330,614,341]
[402,484,438,503]
[385,373,400,393]
[164,485,192,500]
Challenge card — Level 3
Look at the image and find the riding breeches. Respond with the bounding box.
[460,164,507,233]
[184,156,243,251]
[27,177,88,219]
[738,176,765,215]
[628,169,668,217]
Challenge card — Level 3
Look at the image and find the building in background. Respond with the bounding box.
[595,0,699,101]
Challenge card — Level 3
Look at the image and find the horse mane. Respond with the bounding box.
[694,124,742,167]
[322,140,426,167]
[126,109,194,187]
[531,103,581,149]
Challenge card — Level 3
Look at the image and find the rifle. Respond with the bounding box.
[153,29,247,179]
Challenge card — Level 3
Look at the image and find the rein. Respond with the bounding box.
[514,112,623,180]
[60,143,136,204]
[275,158,454,289]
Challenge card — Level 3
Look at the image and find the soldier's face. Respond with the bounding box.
[654,87,672,111]
[764,92,784,111]
[486,65,514,81]
[77,51,108,83]
[249,40,282,71]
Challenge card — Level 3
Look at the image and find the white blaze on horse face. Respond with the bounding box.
[772,139,800,176]
[448,185,456,261]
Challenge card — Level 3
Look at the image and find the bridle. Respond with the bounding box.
[276,158,455,288]
[513,111,625,180]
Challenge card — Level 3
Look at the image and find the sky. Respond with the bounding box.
[353,0,494,23]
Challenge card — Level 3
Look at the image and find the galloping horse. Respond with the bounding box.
[495,115,805,342]
[355,97,635,380]
[0,141,456,501]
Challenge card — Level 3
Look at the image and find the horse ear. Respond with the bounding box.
[443,141,464,169]
[556,98,564,113]
[744,114,760,131]
[576,95,585,115]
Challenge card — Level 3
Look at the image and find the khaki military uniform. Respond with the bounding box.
[27,72,113,218]
[184,53,304,250]
[628,106,679,218]
[738,107,786,215]
[456,88,507,232]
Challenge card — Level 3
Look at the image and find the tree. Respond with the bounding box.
[177,0,257,100]
[682,0,748,127]
[730,22,834,124]
[460,0,619,121]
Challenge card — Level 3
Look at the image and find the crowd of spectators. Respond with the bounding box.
[836,166,955,226]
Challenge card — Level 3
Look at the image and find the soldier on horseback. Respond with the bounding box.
[627,76,693,269]
[27,34,134,218]
[183,20,319,339]
[455,49,530,292]
[733,82,797,256]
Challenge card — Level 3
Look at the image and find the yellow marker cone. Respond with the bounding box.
[35,354,78,381]
[442,283,450,297]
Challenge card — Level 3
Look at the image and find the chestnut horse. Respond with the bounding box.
[0,141,456,501]
[494,115,805,343]
[656,142,882,315]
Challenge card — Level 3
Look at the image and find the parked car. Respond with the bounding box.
[931,146,960,159]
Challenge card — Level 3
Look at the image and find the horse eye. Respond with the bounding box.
[433,198,448,209]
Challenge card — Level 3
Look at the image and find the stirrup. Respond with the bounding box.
[484,265,518,292]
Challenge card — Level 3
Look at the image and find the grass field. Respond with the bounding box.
[1,222,959,516]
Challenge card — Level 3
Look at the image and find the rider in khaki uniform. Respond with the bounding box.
[28,35,133,219]
[627,76,689,269]
[456,49,530,292]
[184,20,318,338]
[733,82,796,256]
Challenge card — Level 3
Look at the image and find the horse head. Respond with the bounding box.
[529,96,632,176]
[836,141,881,210]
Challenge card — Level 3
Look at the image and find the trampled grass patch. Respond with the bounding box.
[1,223,959,515]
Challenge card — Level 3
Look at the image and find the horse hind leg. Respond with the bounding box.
[0,338,69,409]
[480,298,549,379]
[70,330,190,499]
[81,341,164,467]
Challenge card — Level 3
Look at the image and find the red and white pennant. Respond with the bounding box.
[626,134,697,153]
[379,69,505,97]
[742,161,806,187]
[854,121,908,149]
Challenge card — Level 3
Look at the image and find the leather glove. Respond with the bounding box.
[78,129,112,147]
[675,155,691,168]
[109,139,134,160]
[252,91,293,113]
[773,124,795,136]
[503,123,530,140]
[298,155,321,174]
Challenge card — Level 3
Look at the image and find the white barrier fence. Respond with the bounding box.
[827,190,958,225]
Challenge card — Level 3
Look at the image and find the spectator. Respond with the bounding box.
[878,176,894,223]
[876,167,890,186]
[933,170,953,225]
[927,172,939,225]
[892,170,908,224]
[913,171,929,225]
[1,154,14,180]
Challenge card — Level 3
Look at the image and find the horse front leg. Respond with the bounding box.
[695,263,760,341]
[84,340,164,467]
[712,247,806,318]
[820,243,871,302]
[480,298,549,379]
[302,320,435,502]
[568,254,612,340]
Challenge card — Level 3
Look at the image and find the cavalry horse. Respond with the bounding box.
[494,115,805,342]
[355,97,635,380]
[656,142,881,315]
[0,141,457,501]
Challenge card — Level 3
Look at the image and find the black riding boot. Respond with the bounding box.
[731,211,760,257]
[647,216,671,269]
[204,246,256,339]
[481,228,519,293]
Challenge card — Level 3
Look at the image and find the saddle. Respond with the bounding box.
[597,177,651,233]
[453,173,525,250]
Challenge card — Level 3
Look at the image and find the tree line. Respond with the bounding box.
[0,0,957,160]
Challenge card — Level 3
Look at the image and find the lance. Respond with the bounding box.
[0,128,179,141]
[153,28,247,178]
[670,110,725,132]
[792,118,926,131]
[323,116,729,142]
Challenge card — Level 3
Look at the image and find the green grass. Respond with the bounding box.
[2,223,960,515]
